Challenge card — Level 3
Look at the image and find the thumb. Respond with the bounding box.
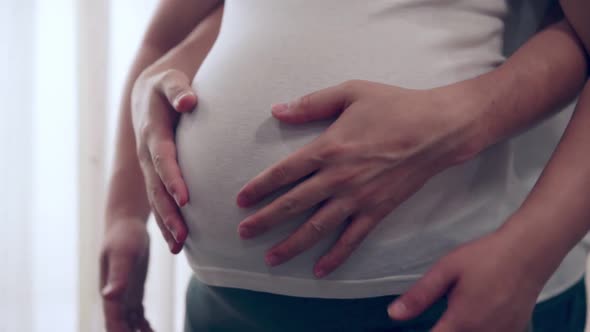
[157,69,198,113]
[388,261,457,321]
[101,252,134,301]
[271,80,357,124]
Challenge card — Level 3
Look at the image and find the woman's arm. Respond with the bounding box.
[105,0,221,227]
[100,2,222,331]
[129,6,223,251]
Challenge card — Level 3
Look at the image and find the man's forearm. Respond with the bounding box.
[139,6,223,84]
[105,1,222,225]
[442,20,588,162]
[560,0,590,52]
[500,80,590,281]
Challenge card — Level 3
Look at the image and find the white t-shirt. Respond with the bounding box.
[176,0,586,301]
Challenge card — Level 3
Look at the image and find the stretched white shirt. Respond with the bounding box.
[176,0,585,301]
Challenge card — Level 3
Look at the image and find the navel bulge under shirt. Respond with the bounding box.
[176,0,586,301]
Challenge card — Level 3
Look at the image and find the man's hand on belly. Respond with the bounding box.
[235,79,486,277]
[388,227,550,332]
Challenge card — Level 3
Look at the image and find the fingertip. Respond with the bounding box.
[238,225,256,239]
[314,255,339,278]
[264,253,281,267]
[173,92,197,112]
[101,282,124,300]
[313,265,327,279]
[271,103,289,116]
[236,193,252,208]
[169,241,183,254]
[387,301,409,320]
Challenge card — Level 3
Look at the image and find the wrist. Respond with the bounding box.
[104,212,148,233]
[104,170,151,229]
[430,71,505,166]
[495,210,573,283]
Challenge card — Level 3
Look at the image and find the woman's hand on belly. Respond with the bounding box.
[235,79,484,278]
[131,68,198,253]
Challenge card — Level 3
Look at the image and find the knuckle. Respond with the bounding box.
[317,142,347,161]
[340,79,363,92]
[334,201,355,217]
[332,168,357,187]
[136,146,150,165]
[158,69,182,84]
[352,187,376,206]
[152,153,163,170]
[308,219,328,236]
[279,197,300,214]
[139,122,154,141]
[162,216,176,229]
[299,93,313,113]
[149,185,163,201]
[152,146,176,176]
[269,166,288,184]
[139,120,158,145]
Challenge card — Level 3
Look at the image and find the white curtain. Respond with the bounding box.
[1,0,191,331]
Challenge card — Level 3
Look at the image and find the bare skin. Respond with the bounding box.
[100,2,222,331]
[389,79,590,331]
[102,2,589,331]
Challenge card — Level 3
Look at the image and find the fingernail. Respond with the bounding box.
[271,103,289,114]
[388,301,407,318]
[314,267,327,278]
[173,193,182,206]
[265,254,281,266]
[167,239,176,252]
[173,91,194,109]
[237,194,249,207]
[165,221,180,242]
[238,225,255,239]
[101,284,114,297]
[170,188,181,206]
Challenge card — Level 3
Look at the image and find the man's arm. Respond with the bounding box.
[501,79,590,283]
[233,17,590,274]
[560,0,590,52]
[105,0,221,226]
[388,81,590,332]
[501,0,590,285]
[446,19,588,164]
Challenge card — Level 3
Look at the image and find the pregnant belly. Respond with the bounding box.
[175,65,495,280]
[175,2,507,278]
[176,76,339,274]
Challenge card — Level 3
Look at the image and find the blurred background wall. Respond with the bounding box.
[0,1,191,331]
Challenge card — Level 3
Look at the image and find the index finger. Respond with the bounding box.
[236,143,324,207]
[148,135,189,207]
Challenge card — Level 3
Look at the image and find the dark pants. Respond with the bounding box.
[185,276,587,332]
